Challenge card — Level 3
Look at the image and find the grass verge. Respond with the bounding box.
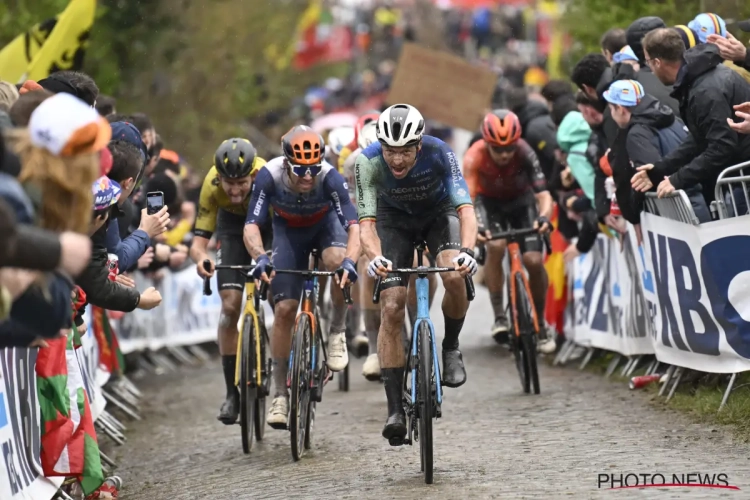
[561,349,750,442]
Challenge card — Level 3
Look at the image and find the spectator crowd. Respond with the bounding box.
[487,12,750,263]
[0,70,204,498]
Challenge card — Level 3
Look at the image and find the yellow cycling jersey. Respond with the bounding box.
[338,145,354,173]
[194,157,266,238]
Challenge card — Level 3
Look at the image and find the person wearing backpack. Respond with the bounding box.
[603,79,711,223]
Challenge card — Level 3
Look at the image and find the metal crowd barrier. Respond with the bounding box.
[711,160,750,220]
[643,191,700,225]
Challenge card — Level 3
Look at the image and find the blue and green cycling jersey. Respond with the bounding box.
[353,135,473,221]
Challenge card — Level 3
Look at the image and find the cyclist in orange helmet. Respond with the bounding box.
[463,109,555,353]
[243,125,361,430]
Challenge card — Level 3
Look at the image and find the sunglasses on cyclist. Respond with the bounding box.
[288,161,322,178]
[490,144,517,154]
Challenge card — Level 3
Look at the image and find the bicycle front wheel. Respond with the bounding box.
[417,321,434,484]
[514,274,540,395]
[255,308,269,442]
[239,315,256,454]
[290,314,312,461]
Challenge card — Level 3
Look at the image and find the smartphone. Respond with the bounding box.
[146,191,165,215]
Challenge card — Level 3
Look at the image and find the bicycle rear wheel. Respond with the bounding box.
[514,274,540,395]
[255,309,269,442]
[239,316,256,454]
[305,331,322,450]
[290,315,312,461]
[417,322,434,484]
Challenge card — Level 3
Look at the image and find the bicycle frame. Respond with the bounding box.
[411,262,443,407]
[236,280,264,387]
[506,240,540,337]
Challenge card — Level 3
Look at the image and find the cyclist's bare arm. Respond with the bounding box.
[244,166,274,261]
[535,190,554,220]
[360,221,382,261]
[189,235,210,264]
[243,224,265,261]
[457,206,478,249]
[354,153,383,261]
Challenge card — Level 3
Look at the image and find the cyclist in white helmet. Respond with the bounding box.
[354,104,478,443]
[326,126,355,168]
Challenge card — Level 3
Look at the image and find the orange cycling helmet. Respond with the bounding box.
[481,109,522,147]
[281,125,325,165]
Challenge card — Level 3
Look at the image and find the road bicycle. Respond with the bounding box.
[477,227,550,395]
[372,242,475,484]
[202,261,271,454]
[263,249,353,461]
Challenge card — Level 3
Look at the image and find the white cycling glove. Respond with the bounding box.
[453,252,478,276]
[367,255,392,277]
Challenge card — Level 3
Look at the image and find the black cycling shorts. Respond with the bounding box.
[376,200,461,290]
[215,209,272,292]
[475,193,541,253]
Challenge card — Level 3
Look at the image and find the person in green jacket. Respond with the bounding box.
[556,111,595,201]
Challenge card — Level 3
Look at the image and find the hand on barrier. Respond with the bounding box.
[138,246,155,269]
[154,243,171,262]
[335,257,358,286]
[656,177,675,198]
[452,253,478,277]
[563,243,581,263]
[367,255,392,278]
[138,286,163,310]
[604,214,627,235]
[631,164,654,192]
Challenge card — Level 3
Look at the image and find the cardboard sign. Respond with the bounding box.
[386,43,497,131]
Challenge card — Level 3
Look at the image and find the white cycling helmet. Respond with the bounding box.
[327,126,355,156]
[357,121,378,150]
[376,104,425,147]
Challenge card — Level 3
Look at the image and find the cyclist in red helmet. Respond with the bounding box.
[463,109,555,353]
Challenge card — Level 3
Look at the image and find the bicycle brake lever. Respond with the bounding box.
[465,275,476,302]
[342,284,353,305]
[202,259,212,296]
[258,265,273,301]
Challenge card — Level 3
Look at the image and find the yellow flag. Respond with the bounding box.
[25,0,98,82]
[0,18,57,83]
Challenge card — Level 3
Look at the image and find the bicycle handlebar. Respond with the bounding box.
[372,258,475,305]
[260,266,353,305]
[201,260,269,301]
[479,227,552,255]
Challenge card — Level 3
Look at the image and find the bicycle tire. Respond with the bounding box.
[305,331,321,451]
[255,310,269,442]
[239,315,256,454]
[417,321,434,484]
[290,315,312,461]
[514,273,539,394]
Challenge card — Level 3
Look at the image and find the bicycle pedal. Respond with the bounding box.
[388,436,410,447]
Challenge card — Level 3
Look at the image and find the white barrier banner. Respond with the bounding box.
[639,212,750,373]
[569,233,654,356]
[0,349,63,500]
[115,268,222,353]
[80,309,106,421]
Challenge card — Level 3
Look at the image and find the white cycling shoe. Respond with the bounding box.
[267,396,289,430]
[362,353,381,381]
[327,331,349,372]
[537,324,558,354]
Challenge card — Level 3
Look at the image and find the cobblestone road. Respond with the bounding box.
[115,286,749,499]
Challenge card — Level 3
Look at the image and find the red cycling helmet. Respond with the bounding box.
[481,109,522,147]
[354,112,380,142]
